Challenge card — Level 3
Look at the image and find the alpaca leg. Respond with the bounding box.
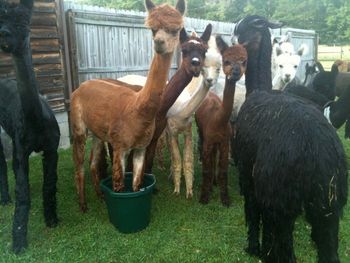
[111,149,126,192]
[261,210,296,263]
[218,142,230,207]
[89,136,104,198]
[199,142,214,204]
[0,139,11,205]
[183,124,194,199]
[305,204,340,263]
[132,148,146,192]
[168,132,182,195]
[144,118,168,174]
[11,143,30,254]
[72,131,87,212]
[42,150,59,228]
[240,164,261,256]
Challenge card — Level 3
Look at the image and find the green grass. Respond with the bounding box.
[0,129,350,263]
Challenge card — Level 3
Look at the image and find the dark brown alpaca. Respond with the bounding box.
[70,0,186,212]
[195,37,247,206]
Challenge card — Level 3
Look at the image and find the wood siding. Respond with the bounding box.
[0,0,66,112]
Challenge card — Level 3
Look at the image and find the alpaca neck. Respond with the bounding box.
[330,86,350,128]
[12,39,43,126]
[158,63,193,116]
[217,78,236,125]
[177,75,211,119]
[136,52,173,120]
[246,32,272,95]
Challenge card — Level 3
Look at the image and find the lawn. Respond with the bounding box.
[0,128,350,263]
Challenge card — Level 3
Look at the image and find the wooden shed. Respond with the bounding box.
[0,0,70,156]
[0,0,67,113]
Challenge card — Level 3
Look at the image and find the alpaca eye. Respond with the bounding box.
[279,65,283,68]
[151,29,157,36]
[224,61,230,66]
[169,29,178,36]
[294,65,298,69]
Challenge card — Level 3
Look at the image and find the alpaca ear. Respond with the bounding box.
[215,35,228,55]
[20,0,34,10]
[175,0,186,16]
[316,61,324,72]
[276,46,283,56]
[179,28,188,44]
[145,0,156,12]
[268,20,284,29]
[200,24,212,43]
[297,44,308,56]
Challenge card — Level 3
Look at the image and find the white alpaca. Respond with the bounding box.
[166,35,222,198]
[271,42,307,90]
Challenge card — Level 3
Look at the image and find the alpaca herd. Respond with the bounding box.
[0,0,349,261]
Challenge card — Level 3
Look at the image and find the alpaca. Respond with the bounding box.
[165,34,221,198]
[302,61,324,88]
[70,0,186,212]
[89,25,212,195]
[195,37,247,207]
[0,0,60,253]
[272,44,307,90]
[234,16,282,96]
[133,25,212,176]
[233,15,348,263]
[334,59,350,72]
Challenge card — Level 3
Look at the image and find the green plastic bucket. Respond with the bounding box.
[100,172,156,233]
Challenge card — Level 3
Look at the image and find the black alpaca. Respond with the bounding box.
[233,15,348,263]
[0,0,60,253]
[233,15,282,96]
[286,62,350,139]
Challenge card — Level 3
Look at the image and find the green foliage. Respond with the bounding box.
[0,129,350,262]
[74,0,350,45]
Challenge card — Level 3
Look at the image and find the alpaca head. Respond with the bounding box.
[179,24,212,77]
[0,0,32,55]
[144,0,186,54]
[233,15,282,53]
[312,63,339,101]
[200,35,222,87]
[275,53,301,85]
[216,36,247,81]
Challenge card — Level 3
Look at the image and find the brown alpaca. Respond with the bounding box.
[89,25,212,192]
[195,37,247,206]
[70,0,186,212]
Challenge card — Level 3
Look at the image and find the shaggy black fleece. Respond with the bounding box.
[234,90,348,263]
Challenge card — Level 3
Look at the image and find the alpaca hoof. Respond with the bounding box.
[113,184,124,192]
[221,198,231,207]
[199,195,209,205]
[152,187,159,194]
[0,197,12,205]
[46,217,59,228]
[80,203,88,213]
[173,190,180,196]
[245,245,260,257]
[186,191,193,199]
[12,239,28,255]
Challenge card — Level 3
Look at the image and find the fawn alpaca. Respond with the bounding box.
[70,0,185,212]
[195,37,247,206]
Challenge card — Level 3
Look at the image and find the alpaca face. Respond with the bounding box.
[275,53,301,85]
[180,24,212,77]
[0,2,31,55]
[145,0,185,54]
[201,49,222,87]
[222,45,247,81]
